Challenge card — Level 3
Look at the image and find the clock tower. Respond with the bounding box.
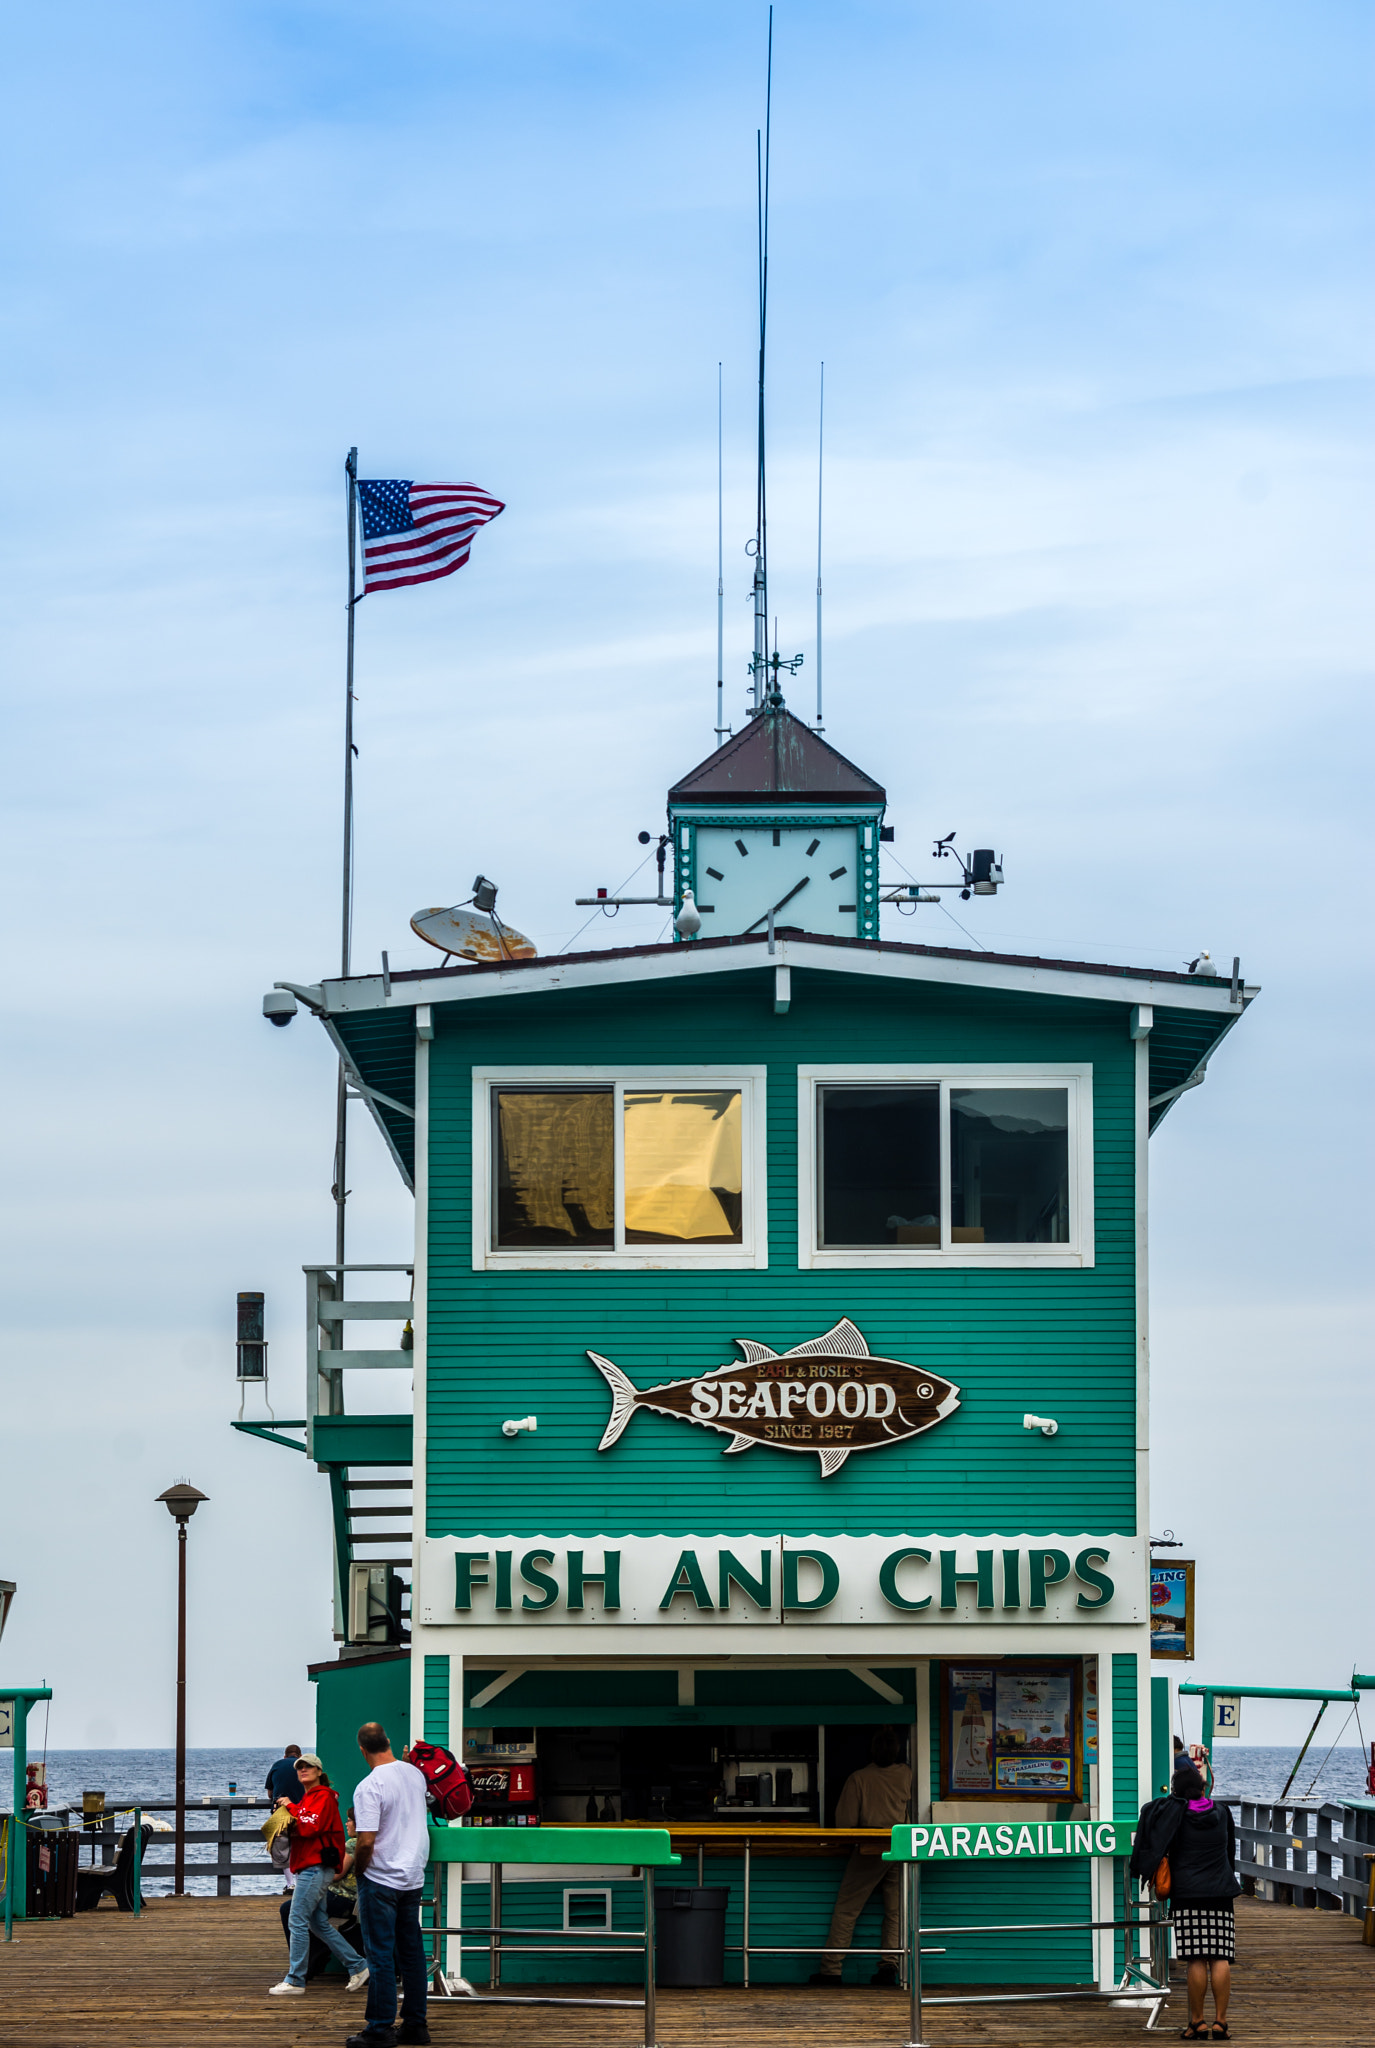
[669,696,887,941]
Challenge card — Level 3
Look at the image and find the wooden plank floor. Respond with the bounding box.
[0,1894,1368,2046]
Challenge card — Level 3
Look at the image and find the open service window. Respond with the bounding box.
[797,1065,1093,1269]
[473,1067,768,1270]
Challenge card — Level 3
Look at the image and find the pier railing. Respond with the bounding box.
[35,1799,278,1896]
[1226,1798,1375,1917]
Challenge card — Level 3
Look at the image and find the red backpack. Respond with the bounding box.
[407,1741,474,1820]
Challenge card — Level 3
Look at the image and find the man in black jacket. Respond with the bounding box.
[266,1745,304,1801]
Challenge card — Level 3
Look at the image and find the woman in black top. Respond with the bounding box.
[1132,1765,1239,2040]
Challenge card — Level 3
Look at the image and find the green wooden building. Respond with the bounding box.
[255,702,1255,1989]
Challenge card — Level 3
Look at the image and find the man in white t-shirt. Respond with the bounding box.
[346,1721,431,2048]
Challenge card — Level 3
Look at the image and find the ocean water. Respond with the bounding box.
[1206,1744,1368,1806]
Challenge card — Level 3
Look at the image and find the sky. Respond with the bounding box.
[1,1,1371,1755]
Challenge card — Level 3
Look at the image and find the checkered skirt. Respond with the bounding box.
[1171,1901,1236,1961]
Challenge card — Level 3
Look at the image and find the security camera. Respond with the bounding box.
[263,991,298,1027]
[1023,1413,1059,1437]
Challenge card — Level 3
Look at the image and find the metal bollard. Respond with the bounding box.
[642,1866,658,2048]
[905,1862,928,2048]
[132,1811,143,1917]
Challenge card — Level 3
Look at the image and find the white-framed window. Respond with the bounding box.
[797,1064,1094,1270]
[472,1067,768,1271]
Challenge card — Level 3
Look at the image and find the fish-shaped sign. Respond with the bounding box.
[588,1319,959,1478]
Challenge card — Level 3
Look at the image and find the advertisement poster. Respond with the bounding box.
[993,1668,1074,1794]
[1150,1561,1194,1660]
[1083,1661,1099,1764]
[948,1665,995,1791]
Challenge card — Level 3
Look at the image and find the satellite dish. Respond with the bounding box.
[410,904,537,963]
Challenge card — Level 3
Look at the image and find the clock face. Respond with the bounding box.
[690,822,862,938]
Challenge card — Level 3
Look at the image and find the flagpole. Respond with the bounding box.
[334,447,358,1270]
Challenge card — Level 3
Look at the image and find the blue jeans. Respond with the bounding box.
[287,1863,365,1985]
[357,1873,428,2031]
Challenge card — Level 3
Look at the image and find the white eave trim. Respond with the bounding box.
[312,939,1260,1021]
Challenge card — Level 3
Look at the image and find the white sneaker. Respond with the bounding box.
[346,1966,370,1992]
[267,1979,305,1997]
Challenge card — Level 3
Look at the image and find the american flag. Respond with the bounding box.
[356,479,505,593]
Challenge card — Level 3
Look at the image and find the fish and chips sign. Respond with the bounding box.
[418,1531,1141,1627]
[885,1819,1126,1862]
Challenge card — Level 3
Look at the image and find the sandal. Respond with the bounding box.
[1210,2028,1230,2041]
[1179,2028,1208,2041]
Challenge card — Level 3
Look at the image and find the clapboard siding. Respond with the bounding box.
[451,1854,1091,1987]
[424,1654,451,1746]
[1111,1654,1139,1822]
[425,967,1138,1539]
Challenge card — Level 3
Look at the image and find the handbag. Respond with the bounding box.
[1152,1852,1171,1897]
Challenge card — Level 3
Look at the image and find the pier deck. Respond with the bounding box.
[0,1894,1368,2046]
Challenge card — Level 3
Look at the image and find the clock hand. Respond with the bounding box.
[744,875,810,933]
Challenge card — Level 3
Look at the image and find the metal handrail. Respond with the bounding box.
[430,1861,663,2048]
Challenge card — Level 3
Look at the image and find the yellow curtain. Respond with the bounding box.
[497,1091,614,1238]
[624,1091,742,1243]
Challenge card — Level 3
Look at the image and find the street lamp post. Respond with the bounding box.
[156,1483,207,1896]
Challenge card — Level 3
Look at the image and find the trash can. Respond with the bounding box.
[655,1884,729,1986]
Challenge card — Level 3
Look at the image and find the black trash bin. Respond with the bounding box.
[654,1884,729,1986]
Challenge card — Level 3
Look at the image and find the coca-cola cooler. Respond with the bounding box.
[468,1759,539,1820]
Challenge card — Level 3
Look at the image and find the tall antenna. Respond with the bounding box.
[715,362,727,744]
[748,6,774,716]
[335,447,358,1268]
[815,361,825,731]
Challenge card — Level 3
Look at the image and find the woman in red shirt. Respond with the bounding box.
[268,1753,370,1998]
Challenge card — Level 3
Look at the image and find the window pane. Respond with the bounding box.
[623,1091,742,1244]
[950,1089,1069,1243]
[819,1087,940,1246]
[495,1090,614,1245]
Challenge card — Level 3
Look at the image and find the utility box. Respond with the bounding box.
[348,1563,403,1645]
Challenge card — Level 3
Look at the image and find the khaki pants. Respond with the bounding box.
[817,1850,901,1977]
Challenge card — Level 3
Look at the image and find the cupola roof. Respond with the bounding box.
[668,704,885,807]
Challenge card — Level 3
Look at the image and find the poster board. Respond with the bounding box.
[1149,1559,1194,1660]
[941,1660,1082,1801]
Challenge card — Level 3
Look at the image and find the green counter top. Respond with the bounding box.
[428,1824,680,1866]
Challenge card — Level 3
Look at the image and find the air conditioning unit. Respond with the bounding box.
[347,1564,404,1645]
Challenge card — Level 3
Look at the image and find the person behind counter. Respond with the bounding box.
[809,1729,912,1988]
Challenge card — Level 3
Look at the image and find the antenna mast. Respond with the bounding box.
[715,363,727,744]
[748,7,773,716]
[335,447,358,1269]
[815,361,824,731]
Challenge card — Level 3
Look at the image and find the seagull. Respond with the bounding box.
[675,887,702,938]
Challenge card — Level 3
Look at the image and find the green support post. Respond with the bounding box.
[1,1688,53,1932]
[1151,1675,1171,1796]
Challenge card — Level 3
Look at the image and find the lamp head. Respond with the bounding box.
[157,1482,208,1524]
